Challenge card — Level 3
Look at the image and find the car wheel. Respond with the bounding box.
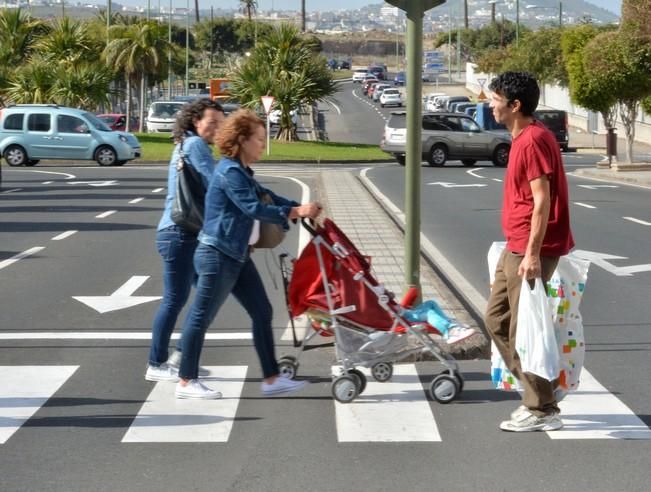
[381,103,385,108]
[95,145,117,166]
[27,159,40,166]
[493,144,510,167]
[4,145,28,166]
[461,159,476,167]
[396,155,406,166]
[428,144,447,167]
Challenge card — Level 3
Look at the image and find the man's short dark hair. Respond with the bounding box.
[488,71,540,117]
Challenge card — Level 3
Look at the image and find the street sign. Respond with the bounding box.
[261,95,275,115]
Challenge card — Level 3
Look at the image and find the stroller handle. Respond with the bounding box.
[301,218,318,236]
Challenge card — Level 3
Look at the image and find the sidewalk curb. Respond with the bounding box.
[356,169,488,333]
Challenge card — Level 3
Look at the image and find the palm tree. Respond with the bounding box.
[229,23,337,142]
[49,64,114,110]
[0,8,45,67]
[239,0,257,21]
[5,58,55,104]
[104,21,174,131]
[34,17,99,68]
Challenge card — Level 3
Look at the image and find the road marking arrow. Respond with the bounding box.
[572,250,651,277]
[426,181,487,188]
[73,276,161,313]
[68,180,118,187]
[577,184,618,190]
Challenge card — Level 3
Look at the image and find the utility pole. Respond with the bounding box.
[301,0,306,32]
[463,0,468,28]
[168,0,172,99]
[185,0,189,96]
[516,0,520,47]
[559,1,563,27]
[386,0,445,297]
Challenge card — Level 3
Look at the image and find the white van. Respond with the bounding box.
[146,101,186,133]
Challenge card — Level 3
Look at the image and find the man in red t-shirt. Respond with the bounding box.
[485,72,574,432]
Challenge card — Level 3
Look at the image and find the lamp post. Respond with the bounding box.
[185,0,189,97]
[515,0,519,46]
[385,0,445,297]
[168,0,173,99]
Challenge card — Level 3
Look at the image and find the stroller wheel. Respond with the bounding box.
[278,358,298,380]
[347,369,367,395]
[371,362,393,382]
[332,375,359,403]
[429,375,459,404]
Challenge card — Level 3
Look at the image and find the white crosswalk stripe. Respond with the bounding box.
[122,366,248,443]
[0,365,78,444]
[2,364,651,444]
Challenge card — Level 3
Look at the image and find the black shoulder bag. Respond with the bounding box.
[170,140,205,235]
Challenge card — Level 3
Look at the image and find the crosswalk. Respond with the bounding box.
[2,364,651,445]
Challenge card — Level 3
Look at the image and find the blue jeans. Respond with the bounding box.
[178,243,278,380]
[148,226,198,366]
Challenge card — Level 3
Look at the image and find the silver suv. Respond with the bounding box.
[380,111,511,167]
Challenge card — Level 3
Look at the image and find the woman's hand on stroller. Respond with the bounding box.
[290,202,323,220]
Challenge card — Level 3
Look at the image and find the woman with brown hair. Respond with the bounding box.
[175,109,322,399]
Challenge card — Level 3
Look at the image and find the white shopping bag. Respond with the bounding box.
[515,278,560,381]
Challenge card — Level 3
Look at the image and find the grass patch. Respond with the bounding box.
[132,133,389,162]
[331,70,353,80]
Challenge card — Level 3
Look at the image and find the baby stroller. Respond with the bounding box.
[279,218,464,404]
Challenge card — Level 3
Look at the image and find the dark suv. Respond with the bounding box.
[381,111,511,167]
[534,110,569,152]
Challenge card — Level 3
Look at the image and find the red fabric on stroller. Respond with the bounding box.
[288,219,397,331]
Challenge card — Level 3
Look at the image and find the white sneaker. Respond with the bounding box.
[167,351,210,377]
[175,379,222,399]
[445,326,477,344]
[145,363,179,382]
[500,410,563,432]
[261,377,308,396]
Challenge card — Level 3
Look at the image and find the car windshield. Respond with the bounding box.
[384,90,399,95]
[150,102,184,118]
[387,114,406,129]
[84,112,112,132]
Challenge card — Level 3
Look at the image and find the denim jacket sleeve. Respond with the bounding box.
[257,183,300,208]
[222,167,293,225]
[182,136,216,188]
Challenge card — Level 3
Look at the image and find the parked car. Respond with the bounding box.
[97,113,140,132]
[443,96,471,111]
[453,102,476,114]
[338,60,351,70]
[534,109,570,152]
[424,92,446,112]
[474,102,508,133]
[368,65,386,80]
[352,69,368,83]
[0,104,141,166]
[372,83,392,102]
[269,108,298,127]
[394,72,406,86]
[380,111,511,167]
[380,88,402,108]
[146,101,186,133]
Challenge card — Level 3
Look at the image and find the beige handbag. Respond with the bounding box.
[253,192,286,248]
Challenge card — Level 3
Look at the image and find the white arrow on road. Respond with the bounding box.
[426,181,487,188]
[68,180,118,187]
[572,250,651,277]
[577,184,618,190]
[73,276,161,313]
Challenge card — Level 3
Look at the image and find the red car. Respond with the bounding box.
[97,114,140,132]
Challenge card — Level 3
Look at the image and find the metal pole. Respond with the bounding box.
[147,0,150,20]
[559,1,563,27]
[491,2,495,23]
[447,5,452,82]
[185,0,189,97]
[456,22,461,80]
[516,0,520,47]
[404,4,423,294]
[107,0,111,46]
[168,0,172,99]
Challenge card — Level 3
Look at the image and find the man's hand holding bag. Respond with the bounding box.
[515,278,560,381]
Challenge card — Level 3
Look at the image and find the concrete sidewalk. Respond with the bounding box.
[319,170,487,359]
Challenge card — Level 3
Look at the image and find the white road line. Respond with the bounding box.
[95,210,116,218]
[0,247,45,271]
[122,366,247,443]
[52,230,77,241]
[0,366,78,444]
[333,364,441,442]
[1,188,22,194]
[328,100,342,115]
[574,202,596,209]
[129,198,145,204]
[280,315,309,341]
[623,216,651,226]
[152,188,164,193]
[466,169,486,179]
[22,170,75,179]
[42,181,53,184]
[492,178,502,182]
[0,332,252,340]
[550,369,651,440]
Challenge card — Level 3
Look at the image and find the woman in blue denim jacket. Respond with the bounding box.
[145,99,225,383]
[175,109,322,399]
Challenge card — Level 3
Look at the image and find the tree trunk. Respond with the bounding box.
[125,74,132,133]
[619,100,638,163]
